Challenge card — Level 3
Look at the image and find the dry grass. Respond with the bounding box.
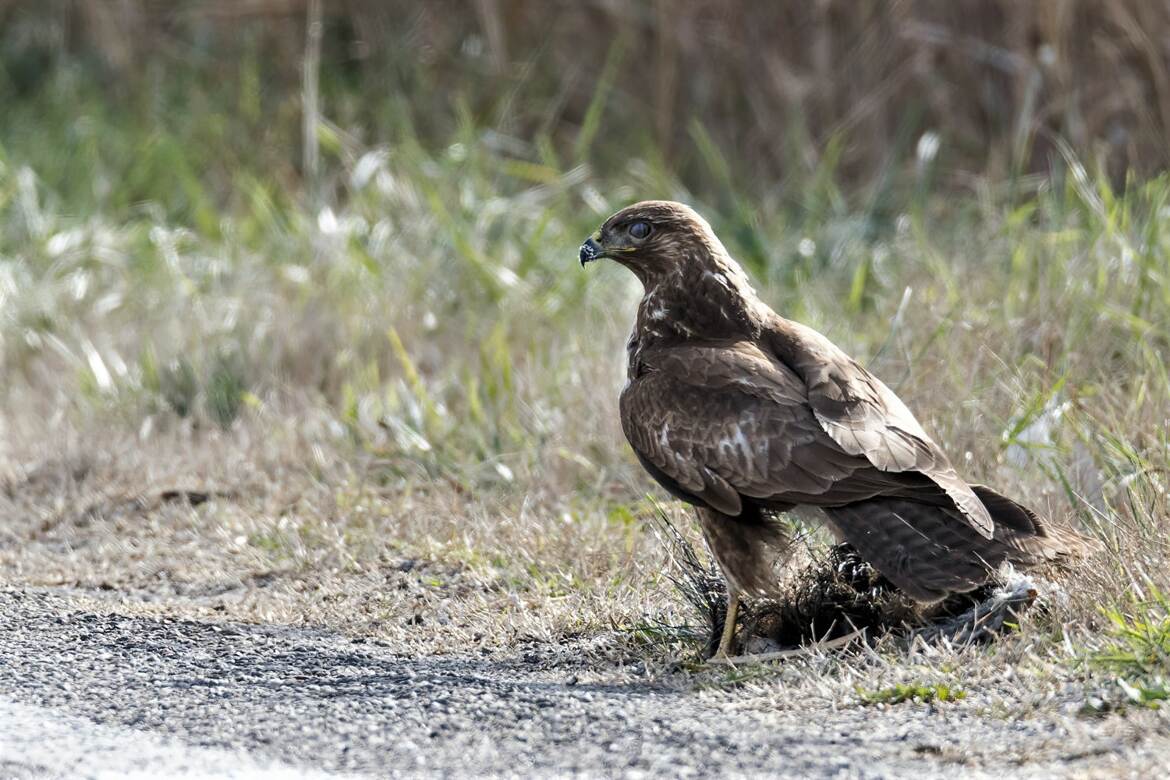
[0,421,684,661]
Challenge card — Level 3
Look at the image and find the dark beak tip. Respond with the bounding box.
[579,237,603,268]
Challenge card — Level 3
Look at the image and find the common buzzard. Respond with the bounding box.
[580,200,1093,659]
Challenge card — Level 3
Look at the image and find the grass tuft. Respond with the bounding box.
[859,683,967,706]
[1088,590,1170,707]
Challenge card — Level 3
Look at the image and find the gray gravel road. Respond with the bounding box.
[0,587,1159,778]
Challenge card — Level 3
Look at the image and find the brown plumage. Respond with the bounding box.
[580,200,1093,652]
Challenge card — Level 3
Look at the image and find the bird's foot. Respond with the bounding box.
[707,592,740,663]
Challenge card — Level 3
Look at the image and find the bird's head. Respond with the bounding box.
[580,200,768,340]
[579,200,730,287]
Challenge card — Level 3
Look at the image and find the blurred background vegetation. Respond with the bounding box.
[6,0,1170,215]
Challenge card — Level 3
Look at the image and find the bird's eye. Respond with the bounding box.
[628,221,651,239]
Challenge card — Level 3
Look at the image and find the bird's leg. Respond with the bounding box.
[712,590,740,660]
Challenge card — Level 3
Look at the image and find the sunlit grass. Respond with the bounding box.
[859,683,968,706]
[1085,589,1170,708]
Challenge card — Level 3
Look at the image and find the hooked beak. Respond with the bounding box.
[579,236,604,268]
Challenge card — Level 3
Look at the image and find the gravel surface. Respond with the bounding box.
[0,587,1161,778]
[0,698,334,779]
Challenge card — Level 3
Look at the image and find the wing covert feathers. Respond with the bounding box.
[767,318,995,538]
[620,343,879,514]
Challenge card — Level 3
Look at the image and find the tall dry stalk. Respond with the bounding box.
[302,0,323,206]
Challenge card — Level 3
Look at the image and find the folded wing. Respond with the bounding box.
[765,319,994,538]
[620,342,918,516]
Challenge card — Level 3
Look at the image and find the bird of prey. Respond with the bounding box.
[579,200,1094,659]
